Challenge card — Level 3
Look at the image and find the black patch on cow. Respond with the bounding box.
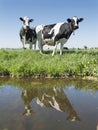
[32,28,37,39]
[25,29,32,41]
[54,23,73,42]
[42,24,56,39]
[20,27,37,42]
[26,28,37,41]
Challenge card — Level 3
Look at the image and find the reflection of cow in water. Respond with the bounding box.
[21,87,80,121]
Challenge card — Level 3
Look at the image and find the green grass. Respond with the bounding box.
[0,48,98,78]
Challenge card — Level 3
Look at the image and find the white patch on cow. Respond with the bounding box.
[36,25,44,43]
[23,16,30,29]
[49,22,64,40]
[36,25,45,53]
[36,24,44,34]
[23,16,28,20]
[72,16,78,27]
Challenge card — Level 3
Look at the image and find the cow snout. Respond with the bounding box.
[24,25,30,30]
[74,26,79,30]
[26,26,30,29]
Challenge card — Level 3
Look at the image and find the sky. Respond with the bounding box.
[0,0,98,49]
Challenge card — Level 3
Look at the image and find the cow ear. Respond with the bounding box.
[78,18,84,22]
[20,17,24,21]
[29,19,34,22]
[67,18,71,23]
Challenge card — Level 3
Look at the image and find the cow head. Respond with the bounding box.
[20,16,34,29]
[67,16,83,30]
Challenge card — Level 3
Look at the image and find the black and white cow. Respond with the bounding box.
[36,16,83,56]
[19,16,37,49]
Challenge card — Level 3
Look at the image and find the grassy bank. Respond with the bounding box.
[0,48,98,78]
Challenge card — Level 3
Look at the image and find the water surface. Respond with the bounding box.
[0,78,98,130]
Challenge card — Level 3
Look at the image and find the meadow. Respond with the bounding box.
[0,48,98,78]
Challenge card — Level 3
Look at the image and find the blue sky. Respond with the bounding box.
[0,0,98,49]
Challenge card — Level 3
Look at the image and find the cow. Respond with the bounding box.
[36,16,83,56]
[19,16,37,49]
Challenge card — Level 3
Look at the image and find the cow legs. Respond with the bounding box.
[38,39,43,54]
[21,36,26,49]
[22,41,26,49]
[33,39,37,50]
[52,42,58,56]
[60,43,63,55]
[29,43,32,49]
[33,43,36,50]
[29,43,36,50]
[59,39,67,55]
[29,39,36,50]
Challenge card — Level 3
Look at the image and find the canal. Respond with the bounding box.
[0,78,98,130]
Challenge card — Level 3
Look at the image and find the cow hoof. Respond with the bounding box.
[40,51,43,54]
[23,47,26,49]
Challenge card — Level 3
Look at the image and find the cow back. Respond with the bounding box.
[42,24,56,39]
